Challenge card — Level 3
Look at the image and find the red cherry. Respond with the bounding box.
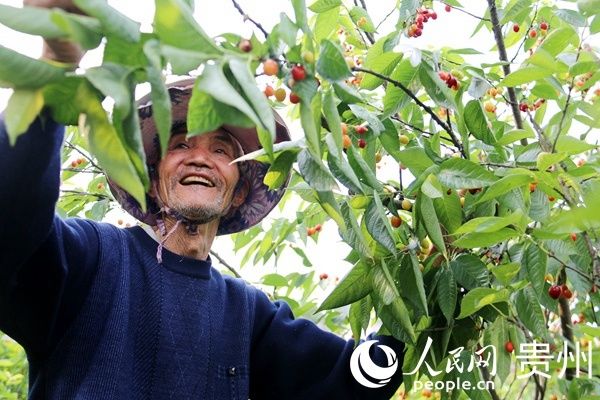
[513,23,520,32]
[548,285,562,299]
[540,22,548,31]
[414,28,423,36]
[291,65,306,81]
[570,232,577,242]
[519,103,529,112]
[445,4,451,12]
[289,92,301,104]
[315,224,322,232]
[430,12,437,20]
[561,285,573,299]
[529,29,537,38]
[504,341,514,353]
[355,125,368,134]
[319,273,329,280]
[438,71,450,81]
[358,138,367,148]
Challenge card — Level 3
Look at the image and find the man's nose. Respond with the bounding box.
[184,145,215,168]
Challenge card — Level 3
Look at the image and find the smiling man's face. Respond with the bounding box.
[153,127,246,224]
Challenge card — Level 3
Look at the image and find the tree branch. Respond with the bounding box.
[356,0,375,44]
[558,271,575,380]
[353,66,466,157]
[230,0,269,40]
[209,250,242,278]
[486,0,527,146]
[479,364,501,400]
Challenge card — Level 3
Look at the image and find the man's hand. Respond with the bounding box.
[23,0,85,65]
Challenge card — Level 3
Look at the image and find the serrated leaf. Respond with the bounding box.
[497,129,535,145]
[0,4,66,38]
[376,295,416,344]
[450,254,491,290]
[318,261,372,311]
[536,151,567,171]
[314,6,339,42]
[264,150,297,190]
[464,100,496,145]
[514,287,547,339]
[382,58,418,118]
[523,243,547,298]
[474,173,534,205]
[348,6,375,32]
[437,158,497,189]
[347,145,384,191]
[340,202,373,258]
[316,190,346,231]
[433,192,463,234]
[325,134,363,194]
[539,26,578,57]
[372,261,399,305]
[437,267,457,322]
[453,228,518,249]
[421,174,444,198]
[297,149,337,191]
[454,211,526,235]
[349,296,372,343]
[418,194,447,258]
[74,0,140,43]
[360,52,403,90]
[365,193,397,255]
[457,288,509,319]
[398,254,428,315]
[317,39,352,81]
[487,317,512,384]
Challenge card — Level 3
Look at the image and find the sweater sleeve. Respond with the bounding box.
[0,113,100,358]
[249,289,405,400]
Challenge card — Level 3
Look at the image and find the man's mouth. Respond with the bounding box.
[180,175,216,187]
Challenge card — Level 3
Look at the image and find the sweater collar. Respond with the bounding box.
[130,225,213,279]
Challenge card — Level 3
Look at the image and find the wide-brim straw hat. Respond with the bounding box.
[107,78,291,235]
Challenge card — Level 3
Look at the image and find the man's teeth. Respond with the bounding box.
[181,176,214,187]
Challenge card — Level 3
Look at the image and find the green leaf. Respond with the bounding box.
[322,89,342,156]
[194,63,261,130]
[418,195,447,259]
[500,0,532,24]
[300,100,321,158]
[43,77,84,125]
[496,129,535,145]
[349,296,372,343]
[454,211,525,236]
[278,13,298,47]
[398,254,428,315]
[486,317,513,384]
[474,173,534,205]
[325,134,363,194]
[161,46,215,75]
[452,227,518,249]
[77,83,146,210]
[318,261,371,311]
[421,174,444,198]
[365,193,397,255]
[317,190,346,230]
[382,59,417,118]
[4,89,44,145]
[297,149,337,192]
[418,65,457,110]
[554,136,597,155]
[464,100,496,145]
[332,81,363,103]
[450,254,490,290]
[314,6,339,42]
[348,104,385,134]
[539,26,578,57]
[396,147,435,177]
[348,6,375,32]
[360,53,403,90]
[261,273,289,287]
[500,66,553,87]
[308,0,341,13]
[0,4,66,38]
[347,145,384,191]
[528,48,568,73]
[74,0,140,43]
[340,202,373,258]
[437,158,497,189]
[154,0,222,54]
[228,58,276,138]
[376,295,416,344]
[291,0,309,31]
[0,45,65,89]
[523,243,547,299]
[264,150,297,190]
[536,151,567,171]
[555,9,587,27]
[316,39,352,81]
[372,260,400,305]
[433,191,463,234]
[491,262,520,286]
[515,287,547,339]
[143,41,172,157]
[437,267,457,322]
[457,288,509,319]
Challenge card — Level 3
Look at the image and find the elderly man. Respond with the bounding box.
[0,2,405,399]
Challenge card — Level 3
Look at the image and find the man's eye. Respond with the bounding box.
[174,142,189,149]
[215,148,230,156]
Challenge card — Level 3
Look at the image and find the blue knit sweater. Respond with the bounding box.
[0,114,405,399]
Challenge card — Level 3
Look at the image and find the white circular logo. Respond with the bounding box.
[350,340,398,388]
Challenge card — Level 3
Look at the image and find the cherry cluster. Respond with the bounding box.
[407,7,438,38]
[548,284,573,300]
[518,98,545,112]
[438,70,460,90]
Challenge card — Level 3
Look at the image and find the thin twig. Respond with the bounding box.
[509,3,539,64]
[353,66,466,157]
[357,0,375,44]
[64,140,102,171]
[447,4,491,21]
[210,250,242,278]
[479,365,501,400]
[60,189,110,200]
[486,0,527,146]
[375,6,396,31]
[230,0,269,39]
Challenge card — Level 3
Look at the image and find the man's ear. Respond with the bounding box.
[231,179,250,208]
